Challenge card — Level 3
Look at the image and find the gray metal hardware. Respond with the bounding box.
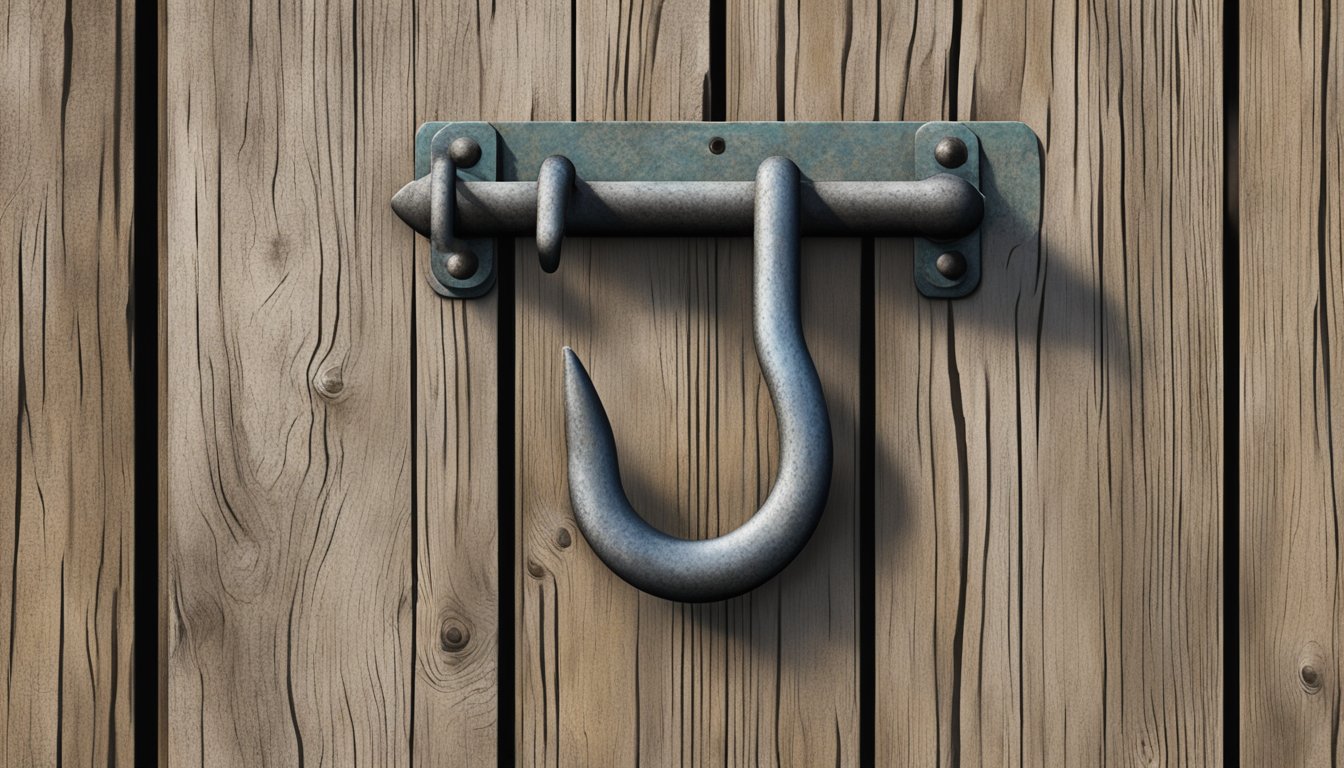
[390,121,1041,602]
[536,155,576,273]
[564,156,832,602]
[394,174,982,252]
[391,121,1042,299]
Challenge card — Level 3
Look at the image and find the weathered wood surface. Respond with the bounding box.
[514,0,864,764]
[155,0,1230,763]
[411,1,569,765]
[162,0,413,763]
[872,0,1224,764]
[1241,0,1344,762]
[0,0,136,764]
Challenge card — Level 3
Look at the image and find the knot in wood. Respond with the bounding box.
[1299,641,1327,695]
[1301,665,1323,694]
[440,621,470,653]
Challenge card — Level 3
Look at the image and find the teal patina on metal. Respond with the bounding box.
[398,120,1041,300]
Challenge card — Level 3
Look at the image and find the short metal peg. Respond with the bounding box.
[537,155,575,273]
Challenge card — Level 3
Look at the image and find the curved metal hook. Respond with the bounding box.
[563,156,833,602]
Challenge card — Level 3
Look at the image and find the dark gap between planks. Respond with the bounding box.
[132,0,160,762]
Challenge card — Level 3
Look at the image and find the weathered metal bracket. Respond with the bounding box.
[393,121,1041,299]
[391,121,1042,602]
[414,122,498,297]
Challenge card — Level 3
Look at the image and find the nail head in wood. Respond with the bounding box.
[314,367,344,398]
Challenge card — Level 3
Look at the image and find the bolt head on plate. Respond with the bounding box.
[449,136,482,168]
[934,136,968,169]
[935,250,967,280]
[445,250,479,280]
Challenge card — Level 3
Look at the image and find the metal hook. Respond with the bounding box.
[563,156,833,603]
[536,155,575,272]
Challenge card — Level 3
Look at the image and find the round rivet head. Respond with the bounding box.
[445,250,479,280]
[934,136,968,168]
[935,250,967,280]
[448,136,482,168]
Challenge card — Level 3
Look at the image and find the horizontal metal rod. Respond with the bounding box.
[391,173,984,242]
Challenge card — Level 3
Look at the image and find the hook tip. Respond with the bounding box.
[561,347,589,386]
[561,347,600,403]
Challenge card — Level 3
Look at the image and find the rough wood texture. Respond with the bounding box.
[515,0,862,763]
[873,0,1224,764]
[517,242,860,766]
[0,0,136,764]
[162,0,413,763]
[155,0,1230,763]
[1241,0,1344,762]
[410,1,569,765]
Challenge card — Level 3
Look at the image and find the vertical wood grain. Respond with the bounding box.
[872,0,1224,764]
[152,0,1232,763]
[1241,0,1344,762]
[409,0,569,765]
[0,0,136,764]
[162,0,413,763]
[518,0,854,762]
[725,0,868,764]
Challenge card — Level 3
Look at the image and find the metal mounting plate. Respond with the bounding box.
[416,122,498,297]
[409,121,1041,299]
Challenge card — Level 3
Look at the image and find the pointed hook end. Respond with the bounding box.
[561,347,590,396]
[561,346,620,483]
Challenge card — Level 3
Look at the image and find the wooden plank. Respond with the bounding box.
[161,0,413,763]
[0,0,136,764]
[409,1,569,765]
[724,0,867,763]
[874,0,1224,764]
[513,0,854,763]
[514,1,862,765]
[514,0,724,762]
[1241,0,1344,762]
